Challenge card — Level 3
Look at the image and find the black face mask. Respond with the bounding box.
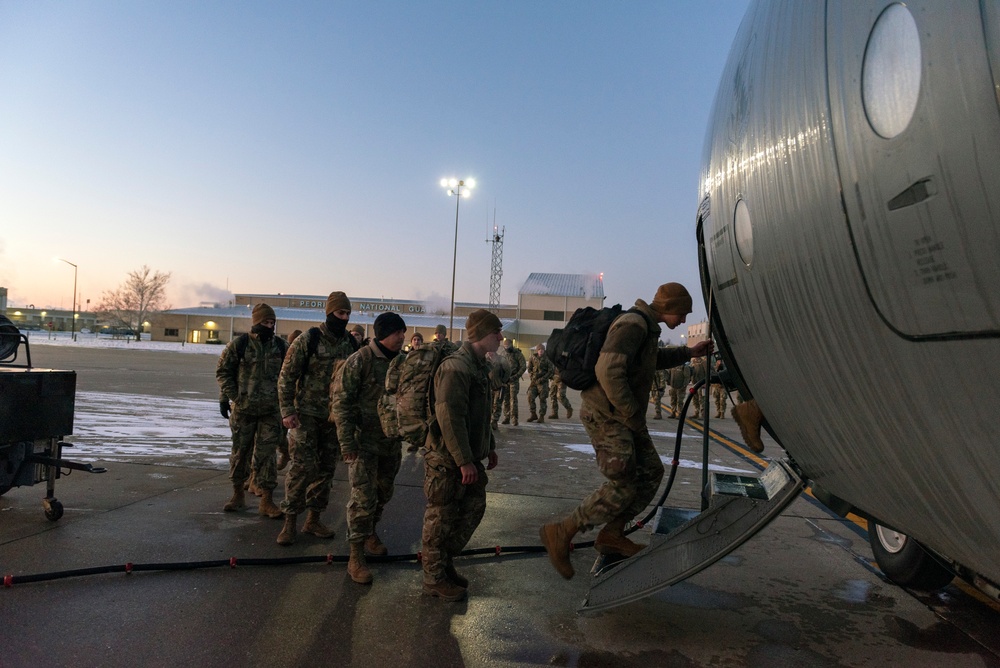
[325,314,348,337]
[251,324,274,342]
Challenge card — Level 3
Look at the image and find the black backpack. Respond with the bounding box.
[545,304,627,390]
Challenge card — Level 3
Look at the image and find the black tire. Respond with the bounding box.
[868,520,954,591]
[44,499,64,522]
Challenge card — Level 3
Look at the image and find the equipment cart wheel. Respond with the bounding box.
[43,497,64,521]
[868,520,954,590]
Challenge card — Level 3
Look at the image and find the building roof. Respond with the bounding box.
[161,305,515,330]
[518,273,604,299]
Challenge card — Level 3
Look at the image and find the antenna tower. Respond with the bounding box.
[487,217,504,314]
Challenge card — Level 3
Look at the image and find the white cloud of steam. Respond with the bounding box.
[181,282,234,307]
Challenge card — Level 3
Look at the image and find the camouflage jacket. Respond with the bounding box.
[690,358,708,384]
[667,364,692,390]
[506,345,527,380]
[527,352,554,385]
[582,299,692,429]
[277,323,357,419]
[330,340,397,455]
[652,369,667,392]
[428,342,496,468]
[216,333,285,415]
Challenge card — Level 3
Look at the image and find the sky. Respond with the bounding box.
[0,0,752,327]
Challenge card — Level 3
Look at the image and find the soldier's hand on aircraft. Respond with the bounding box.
[689,340,714,358]
[220,400,230,419]
[487,451,498,470]
[282,414,300,429]
[460,462,478,484]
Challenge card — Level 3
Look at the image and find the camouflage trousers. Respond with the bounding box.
[668,388,685,417]
[691,388,703,416]
[228,410,281,490]
[549,383,571,412]
[572,409,664,531]
[421,450,487,584]
[649,387,665,417]
[280,414,339,515]
[491,385,508,422]
[712,384,728,416]
[527,380,549,416]
[503,380,520,420]
[346,443,403,543]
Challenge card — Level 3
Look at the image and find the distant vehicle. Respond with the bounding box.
[697,0,999,597]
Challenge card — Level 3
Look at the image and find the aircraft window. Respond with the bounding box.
[734,198,753,267]
[862,3,922,139]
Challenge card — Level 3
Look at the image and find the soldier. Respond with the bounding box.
[497,338,526,426]
[410,332,423,351]
[216,303,286,519]
[548,370,573,420]
[432,324,459,355]
[277,329,305,471]
[350,324,367,347]
[275,291,358,546]
[712,356,728,419]
[526,344,554,423]
[539,283,713,579]
[666,363,692,419]
[332,312,407,584]
[689,355,708,419]
[649,369,667,419]
[421,309,502,602]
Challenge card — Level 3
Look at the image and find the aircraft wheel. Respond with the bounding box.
[868,521,954,591]
[43,498,64,522]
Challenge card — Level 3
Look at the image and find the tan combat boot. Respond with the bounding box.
[527,411,537,423]
[258,489,284,519]
[423,578,467,602]
[565,406,573,419]
[539,516,579,579]
[302,510,336,538]
[537,412,545,424]
[223,486,246,512]
[365,531,388,556]
[500,416,510,425]
[277,513,297,546]
[548,410,558,419]
[348,543,373,584]
[732,399,765,453]
[445,561,468,588]
[594,516,645,557]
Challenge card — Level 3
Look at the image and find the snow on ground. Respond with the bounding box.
[24,330,223,355]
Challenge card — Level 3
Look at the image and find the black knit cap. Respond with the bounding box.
[373,312,406,341]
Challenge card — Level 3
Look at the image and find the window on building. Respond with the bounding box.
[207,330,220,341]
[164,328,179,337]
[543,310,564,321]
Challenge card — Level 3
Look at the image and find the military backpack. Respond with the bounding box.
[545,304,636,391]
[389,341,452,447]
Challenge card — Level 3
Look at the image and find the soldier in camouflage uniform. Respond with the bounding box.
[496,338,526,426]
[275,291,359,546]
[432,324,459,355]
[666,363,692,419]
[649,369,667,419]
[689,356,708,419]
[331,312,407,584]
[421,309,503,602]
[216,303,286,518]
[711,356,728,418]
[526,344,554,423]
[547,369,573,419]
[540,283,713,579]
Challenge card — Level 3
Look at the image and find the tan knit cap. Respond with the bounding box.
[650,282,693,316]
[434,324,448,337]
[326,291,351,316]
[350,324,365,336]
[465,309,502,342]
[252,303,276,326]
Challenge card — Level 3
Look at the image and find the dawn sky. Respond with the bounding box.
[0,1,751,331]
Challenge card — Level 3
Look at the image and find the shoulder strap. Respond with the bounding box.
[235,333,251,362]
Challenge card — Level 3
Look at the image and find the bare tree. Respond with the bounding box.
[97,266,172,341]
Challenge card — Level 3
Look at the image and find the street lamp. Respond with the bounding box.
[440,177,475,339]
[56,258,78,341]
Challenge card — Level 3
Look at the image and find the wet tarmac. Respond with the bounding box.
[2,344,999,667]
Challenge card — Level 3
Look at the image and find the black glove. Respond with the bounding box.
[220,400,231,420]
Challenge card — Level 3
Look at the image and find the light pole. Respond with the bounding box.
[56,258,78,341]
[440,177,475,339]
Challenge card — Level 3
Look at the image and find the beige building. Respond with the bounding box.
[151,273,606,355]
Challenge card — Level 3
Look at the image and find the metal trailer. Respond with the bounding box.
[0,316,106,520]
